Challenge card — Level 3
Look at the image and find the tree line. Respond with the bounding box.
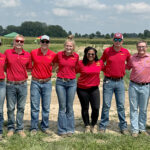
[0,21,150,38]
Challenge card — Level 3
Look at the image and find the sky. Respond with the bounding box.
[1,0,150,34]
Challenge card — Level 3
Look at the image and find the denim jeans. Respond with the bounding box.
[129,81,149,133]
[0,81,6,134]
[30,80,52,131]
[6,82,27,131]
[99,77,127,131]
[56,78,76,135]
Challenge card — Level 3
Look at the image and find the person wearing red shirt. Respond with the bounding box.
[0,41,6,140]
[54,35,79,137]
[30,35,56,135]
[76,46,103,133]
[5,35,32,138]
[99,33,130,134]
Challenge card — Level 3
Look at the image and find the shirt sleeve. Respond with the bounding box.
[26,53,32,70]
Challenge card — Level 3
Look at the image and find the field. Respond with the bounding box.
[0,38,150,150]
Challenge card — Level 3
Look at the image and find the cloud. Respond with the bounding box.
[54,0,106,10]
[114,2,150,13]
[15,11,37,18]
[52,8,74,16]
[0,0,21,7]
[74,14,95,22]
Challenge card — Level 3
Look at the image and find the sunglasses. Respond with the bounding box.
[114,38,122,42]
[87,53,95,56]
[15,40,24,43]
[41,40,49,44]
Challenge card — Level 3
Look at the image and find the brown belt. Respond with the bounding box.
[7,80,27,85]
[32,77,51,84]
[57,77,74,82]
[0,79,5,82]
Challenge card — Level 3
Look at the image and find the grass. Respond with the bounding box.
[1,129,150,150]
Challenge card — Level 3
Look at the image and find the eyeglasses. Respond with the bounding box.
[87,53,95,56]
[137,46,147,49]
[114,38,122,42]
[41,40,49,44]
[15,40,24,43]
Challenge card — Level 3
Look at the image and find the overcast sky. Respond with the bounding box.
[1,0,150,34]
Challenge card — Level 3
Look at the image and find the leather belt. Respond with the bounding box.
[7,80,27,85]
[32,77,51,84]
[105,76,123,81]
[0,79,5,82]
[57,77,74,82]
[131,80,150,86]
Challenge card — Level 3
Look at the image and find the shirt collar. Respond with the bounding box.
[12,48,25,55]
[112,46,123,52]
[135,53,150,58]
[38,48,50,56]
[62,51,75,57]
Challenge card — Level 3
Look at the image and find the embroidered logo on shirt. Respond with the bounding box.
[96,62,100,66]
[120,54,125,55]
[47,56,52,59]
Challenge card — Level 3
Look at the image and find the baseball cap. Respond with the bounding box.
[113,33,123,39]
[40,35,50,41]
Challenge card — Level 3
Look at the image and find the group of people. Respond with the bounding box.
[0,32,149,140]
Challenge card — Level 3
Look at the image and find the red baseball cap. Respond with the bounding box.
[113,33,123,39]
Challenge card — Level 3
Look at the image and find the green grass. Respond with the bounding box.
[1,129,150,150]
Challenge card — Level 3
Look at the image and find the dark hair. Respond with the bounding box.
[82,46,98,65]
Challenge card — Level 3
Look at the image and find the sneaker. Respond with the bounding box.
[30,130,37,136]
[91,126,97,134]
[7,130,14,137]
[43,130,52,136]
[18,130,26,138]
[121,129,128,135]
[58,134,67,138]
[85,126,91,133]
[67,133,73,137]
[99,129,105,134]
[131,133,138,138]
[139,131,149,136]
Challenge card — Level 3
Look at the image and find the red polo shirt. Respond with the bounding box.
[54,51,79,79]
[77,60,104,89]
[5,49,32,81]
[0,53,6,79]
[101,46,130,78]
[31,48,56,79]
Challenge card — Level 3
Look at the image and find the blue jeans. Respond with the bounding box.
[56,78,76,135]
[6,82,27,131]
[0,81,6,134]
[129,81,149,133]
[99,78,127,131]
[30,80,52,131]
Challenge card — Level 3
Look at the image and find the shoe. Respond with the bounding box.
[43,130,52,136]
[139,131,149,136]
[91,126,97,134]
[58,134,67,138]
[121,129,128,135]
[7,130,14,137]
[67,133,73,137]
[131,133,138,138]
[99,129,105,134]
[18,130,26,138]
[30,130,37,136]
[85,126,91,133]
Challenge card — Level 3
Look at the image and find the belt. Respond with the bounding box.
[105,76,123,81]
[32,77,51,84]
[131,80,150,86]
[7,80,27,85]
[57,77,74,82]
[0,79,5,82]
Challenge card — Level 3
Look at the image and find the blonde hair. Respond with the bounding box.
[64,35,75,48]
[14,34,24,41]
